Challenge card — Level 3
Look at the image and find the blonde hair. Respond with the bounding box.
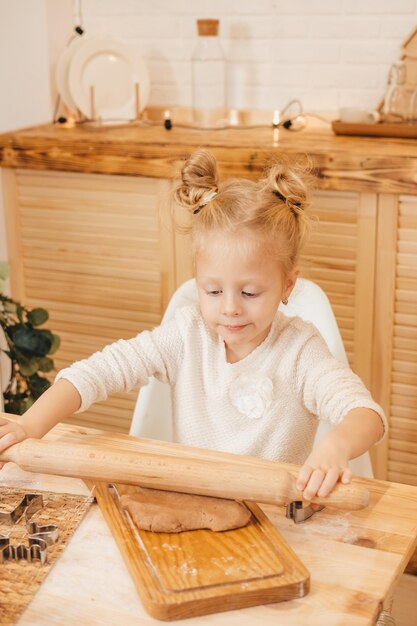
[173,149,313,275]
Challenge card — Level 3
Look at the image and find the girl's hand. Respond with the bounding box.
[0,416,28,470]
[296,439,353,500]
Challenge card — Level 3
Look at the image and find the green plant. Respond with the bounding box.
[0,262,60,415]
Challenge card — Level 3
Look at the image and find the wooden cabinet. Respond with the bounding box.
[3,168,417,482]
[301,191,417,486]
[3,169,175,433]
[381,194,417,486]
[1,124,417,484]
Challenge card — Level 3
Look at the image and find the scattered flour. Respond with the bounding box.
[180,562,198,576]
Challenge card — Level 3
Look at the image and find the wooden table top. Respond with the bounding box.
[0,421,416,626]
[1,121,417,193]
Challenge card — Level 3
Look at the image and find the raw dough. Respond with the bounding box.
[119,485,252,533]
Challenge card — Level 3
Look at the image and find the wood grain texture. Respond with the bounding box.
[353,193,377,388]
[301,190,372,370]
[370,194,399,480]
[88,481,309,620]
[4,421,417,626]
[332,120,417,139]
[388,194,417,486]
[9,169,175,433]
[0,417,370,511]
[2,123,417,193]
[2,126,417,491]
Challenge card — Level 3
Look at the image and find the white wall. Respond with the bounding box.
[0,0,52,266]
[74,0,417,112]
[2,0,417,265]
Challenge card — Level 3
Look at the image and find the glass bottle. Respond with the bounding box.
[383,61,409,122]
[191,19,226,127]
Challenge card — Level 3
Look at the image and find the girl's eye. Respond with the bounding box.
[207,290,222,295]
[242,291,257,297]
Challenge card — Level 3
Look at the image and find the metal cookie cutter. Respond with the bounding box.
[0,493,59,565]
[0,533,48,564]
[0,493,44,524]
[286,500,325,524]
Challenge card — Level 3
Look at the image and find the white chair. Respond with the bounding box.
[130,278,373,477]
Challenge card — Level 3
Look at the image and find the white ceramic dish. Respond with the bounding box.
[67,35,150,120]
[55,34,97,112]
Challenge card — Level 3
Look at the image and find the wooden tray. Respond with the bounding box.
[91,482,309,621]
[332,119,417,138]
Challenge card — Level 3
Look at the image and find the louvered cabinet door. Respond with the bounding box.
[382,194,417,486]
[4,169,175,433]
[300,191,377,388]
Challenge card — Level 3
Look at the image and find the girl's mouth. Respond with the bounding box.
[223,324,248,332]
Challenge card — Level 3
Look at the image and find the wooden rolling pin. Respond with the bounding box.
[0,432,370,510]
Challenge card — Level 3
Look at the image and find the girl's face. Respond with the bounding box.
[195,231,298,363]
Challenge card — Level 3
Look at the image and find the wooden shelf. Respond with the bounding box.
[332,120,417,138]
[2,122,417,194]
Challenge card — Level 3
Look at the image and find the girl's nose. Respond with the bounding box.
[221,294,241,317]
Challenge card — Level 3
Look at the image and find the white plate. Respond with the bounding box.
[55,34,97,113]
[68,35,150,120]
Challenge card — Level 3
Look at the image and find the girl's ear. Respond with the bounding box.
[285,267,299,297]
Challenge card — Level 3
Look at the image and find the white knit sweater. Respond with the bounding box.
[56,305,386,464]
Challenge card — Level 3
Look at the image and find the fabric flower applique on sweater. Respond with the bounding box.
[229,372,273,419]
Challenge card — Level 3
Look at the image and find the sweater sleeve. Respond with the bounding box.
[55,316,184,412]
[295,331,388,441]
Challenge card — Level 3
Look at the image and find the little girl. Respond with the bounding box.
[0,150,386,501]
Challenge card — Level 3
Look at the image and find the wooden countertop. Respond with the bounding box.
[1,420,417,625]
[1,122,417,193]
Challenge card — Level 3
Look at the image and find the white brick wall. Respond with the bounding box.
[63,0,417,113]
[0,0,51,265]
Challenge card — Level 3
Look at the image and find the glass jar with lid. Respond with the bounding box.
[191,19,226,127]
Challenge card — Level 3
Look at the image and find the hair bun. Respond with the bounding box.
[174,150,219,213]
[263,157,311,212]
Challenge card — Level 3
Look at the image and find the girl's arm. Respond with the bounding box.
[294,329,386,500]
[0,313,184,467]
[296,407,384,500]
[0,378,81,467]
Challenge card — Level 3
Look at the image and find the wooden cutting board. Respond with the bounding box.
[90,481,309,620]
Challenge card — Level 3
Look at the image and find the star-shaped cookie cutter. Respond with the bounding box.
[0,493,59,565]
[0,493,43,524]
